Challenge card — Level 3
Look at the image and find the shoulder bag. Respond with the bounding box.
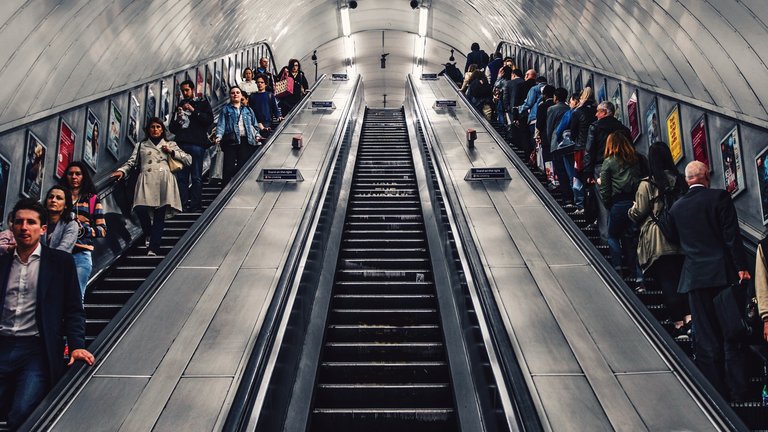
[274,70,295,98]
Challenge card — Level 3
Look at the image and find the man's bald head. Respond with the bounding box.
[525,69,537,80]
[685,161,709,187]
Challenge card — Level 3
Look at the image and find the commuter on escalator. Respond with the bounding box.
[61,162,106,301]
[255,57,276,92]
[40,185,78,253]
[239,67,258,94]
[215,86,264,184]
[598,132,642,279]
[248,73,283,139]
[111,118,191,256]
[276,59,309,116]
[0,199,95,430]
[169,79,213,213]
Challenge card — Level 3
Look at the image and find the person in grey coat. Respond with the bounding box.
[41,185,78,252]
[111,117,191,255]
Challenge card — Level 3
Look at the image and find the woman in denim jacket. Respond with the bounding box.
[215,85,263,184]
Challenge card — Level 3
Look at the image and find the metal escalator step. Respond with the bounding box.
[341,248,427,258]
[83,304,124,319]
[100,277,147,289]
[86,289,136,304]
[335,281,435,295]
[310,408,456,432]
[339,258,430,270]
[330,309,439,325]
[108,266,156,277]
[336,269,433,282]
[326,325,441,342]
[332,294,436,309]
[314,383,452,408]
[319,361,449,383]
[323,342,445,361]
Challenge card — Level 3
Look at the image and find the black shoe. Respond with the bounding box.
[672,325,690,341]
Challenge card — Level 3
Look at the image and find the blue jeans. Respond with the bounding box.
[176,144,205,210]
[72,250,92,301]
[607,200,636,273]
[561,154,584,208]
[0,336,50,429]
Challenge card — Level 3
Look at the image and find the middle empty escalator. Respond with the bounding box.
[310,109,455,431]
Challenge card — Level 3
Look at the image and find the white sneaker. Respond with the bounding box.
[144,238,150,248]
[147,250,157,256]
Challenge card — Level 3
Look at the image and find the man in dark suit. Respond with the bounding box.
[665,161,750,401]
[0,199,95,429]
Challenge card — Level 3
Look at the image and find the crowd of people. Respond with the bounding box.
[0,57,305,430]
[458,43,767,405]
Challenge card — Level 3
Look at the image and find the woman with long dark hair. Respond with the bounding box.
[629,142,691,338]
[276,58,309,115]
[41,185,78,252]
[599,132,642,277]
[111,117,190,256]
[61,161,107,300]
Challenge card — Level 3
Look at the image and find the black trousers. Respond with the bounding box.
[222,139,257,184]
[688,286,749,401]
[647,255,689,322]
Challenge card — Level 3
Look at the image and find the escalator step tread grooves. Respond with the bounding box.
[309,108,458,432]
[82,182,224,343]
[488,118,768,430]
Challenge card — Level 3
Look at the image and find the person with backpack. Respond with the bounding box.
[61,162,107,300]
[465,69,493,119]
[629,142,691,339]
[438,62,464,84]
[465,42,489,72]
[598,132,643,279]
[756,237,768,341]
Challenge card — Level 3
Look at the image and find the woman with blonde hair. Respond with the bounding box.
[460,64,478,93]
[599,131,643,276]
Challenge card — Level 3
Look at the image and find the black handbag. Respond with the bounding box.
[714,281,762,344]
[221,132,239,146]
[582,184,599,225]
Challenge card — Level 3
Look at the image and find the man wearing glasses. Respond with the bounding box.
[248,74,283,139]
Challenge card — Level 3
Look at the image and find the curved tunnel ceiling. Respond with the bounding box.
[0,0,766,129]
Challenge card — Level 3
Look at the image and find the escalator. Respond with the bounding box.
[487,119,768,429]
[84,181,223,343]
[309,109,456,431]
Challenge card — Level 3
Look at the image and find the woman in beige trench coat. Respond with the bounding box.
[111,117,190,255]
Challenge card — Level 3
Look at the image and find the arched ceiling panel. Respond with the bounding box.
[0,0,767,130]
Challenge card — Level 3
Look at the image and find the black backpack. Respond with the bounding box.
[648,175,685,241]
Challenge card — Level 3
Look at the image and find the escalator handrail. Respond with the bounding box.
[222,75,364,432]
[440,75,747,431]
[20,74,330,432]
[406,75,541,432]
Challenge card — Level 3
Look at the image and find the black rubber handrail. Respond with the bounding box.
[406,75,542,432]
[443,74,747,431]
[222,75,364,432]
[19,74,329,432]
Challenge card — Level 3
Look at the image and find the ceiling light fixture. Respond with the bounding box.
[418,6,428,37]
[341,7,351,37]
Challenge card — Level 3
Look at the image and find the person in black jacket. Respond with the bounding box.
[664,161,751,402]
[0,199,94,429]
[465,42,489,72]
[534,85,556,164]
[584,101,631,240]
[169,80,213,212]
[276,59,310,116]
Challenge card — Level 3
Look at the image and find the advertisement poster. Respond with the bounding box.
[573,70,582,92]
[611,84,624,124]
[128,93,140,144]
[690,114,710,169]
[666,104,684,164]
[627,91,640,143]
[160,80,170,125]
[597,78,607,103]
[562,65,571,92]
[82,108,100,171]
[205,64,213,98]
[720,125,745,197]
[645,97,660,147]
[196,68,204,98]
[107,101,122,159]
[22,131,46,200]
[0,155,10,225]
[56,119,76,178]
[755,146,768,225]
[145,86,156,127]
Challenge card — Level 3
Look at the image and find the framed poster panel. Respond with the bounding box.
[205,64,213,99]
[160,80,170,125]
[562,65,572,92]
[756,146,768,225]
[666,104,684,164]
[720,125,745,197]
[597,78,607,103]
[196,68,204,98]
[145,85,157,127]
[586,73,595,90]
[172,75,182,110]
[690,114,710,169]
[611,83,624,124]
[107,101,122,160]
[127,93,140,145]
[547,58,554,83]
[56,118,76,178]
[82,108,100,171]
[556,62,563,89]
[645,97,660,147]
[573,69,583,92]
[0,153,9,226]
[22,131,46,200]
[627,91,640,143]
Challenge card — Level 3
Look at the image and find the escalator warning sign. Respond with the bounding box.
[258,168,304,182]
[464,167,511,181]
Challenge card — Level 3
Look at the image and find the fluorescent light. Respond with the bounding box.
[343,35,354,66]
[341,7,351,37]
[418,6,428,37]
